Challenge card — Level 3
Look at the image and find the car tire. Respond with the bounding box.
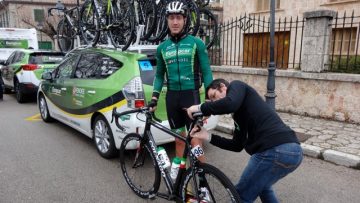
[38,94,54,122]
[93,115,117,159]
[14,79,25,103]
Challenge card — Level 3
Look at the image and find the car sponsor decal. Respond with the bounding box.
[72,87,85,98]
[43,90,126,116]
[51,87,62,96]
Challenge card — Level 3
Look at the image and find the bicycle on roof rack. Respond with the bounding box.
[48,0,85,53]
[112,106,241,202]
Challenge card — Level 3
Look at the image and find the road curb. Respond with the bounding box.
[216,123,360,169]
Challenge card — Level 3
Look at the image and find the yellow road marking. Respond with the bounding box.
[26,113,42,121]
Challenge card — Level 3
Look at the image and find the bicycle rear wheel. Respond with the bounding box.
[57,18,75,52]
[79,0,101,46]
[180,163,241,202]
[197,8,218,49]
[119,133,161,199]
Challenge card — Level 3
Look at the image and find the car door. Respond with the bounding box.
[1,51,16,87]
[45,55,78,123]
[69,52,111,134]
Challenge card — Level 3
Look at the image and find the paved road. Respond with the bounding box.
[1,94,360,202]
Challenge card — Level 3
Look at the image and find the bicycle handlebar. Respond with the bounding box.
[111,106,204,132]
[47,7,65,16]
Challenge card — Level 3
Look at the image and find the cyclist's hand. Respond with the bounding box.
[186,104,201,119]
[190,126,211,142]
[148,98,158,112]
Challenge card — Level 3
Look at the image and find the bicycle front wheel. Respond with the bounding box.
[197,8,218,49]
[109,0,135,51]
[79,0,100,47]
[119,133,161,199]
[57,19,74,52]
[180,163,241,203]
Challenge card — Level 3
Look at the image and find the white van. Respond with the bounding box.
[0,28,39,61]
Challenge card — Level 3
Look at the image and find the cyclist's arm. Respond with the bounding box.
[196,38,213,89]
[200,81,245,116]
[152,46,166,99]
[210,127,246,152]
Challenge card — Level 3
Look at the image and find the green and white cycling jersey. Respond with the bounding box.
[152,35,213,97]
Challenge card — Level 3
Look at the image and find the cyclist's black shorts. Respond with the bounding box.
[166,89,200,130]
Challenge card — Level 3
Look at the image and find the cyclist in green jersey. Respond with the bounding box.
[148,1,213,162]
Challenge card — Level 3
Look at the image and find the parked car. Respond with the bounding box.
[0,49,65,103]
[37,47,218,159]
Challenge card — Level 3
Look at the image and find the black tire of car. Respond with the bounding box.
[180,163,242,203]
[38,94,54,122]
[119,133,161,199]
[92,115,118,159]
[14,79,25,103]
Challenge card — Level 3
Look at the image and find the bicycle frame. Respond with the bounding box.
[113,107,204,201]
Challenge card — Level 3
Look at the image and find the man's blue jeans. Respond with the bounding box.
[236,143,303,203]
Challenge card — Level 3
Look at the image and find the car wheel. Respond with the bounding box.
[38,94,54,122]
[14,80,25,103]
[93,115,117,159]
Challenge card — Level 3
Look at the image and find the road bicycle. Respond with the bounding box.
[112,106,241,202]
[48,0,84,52]
[80,0,135,51]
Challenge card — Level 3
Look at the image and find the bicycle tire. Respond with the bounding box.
[146,1,167,43]
[185,0,200,36]
[180,163,241,203]
[109,0,136,51]
[79,0,101,47]
[197,8,218,49]
[57,18,74,52]
[136,0,157,41]
[119,133,161,199]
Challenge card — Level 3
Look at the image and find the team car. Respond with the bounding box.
[0,49,64,103]
[37,47,218,159]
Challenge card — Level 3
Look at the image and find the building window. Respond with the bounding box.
[331,28,357,55]
[34,9,45,23]
[256,0,280,11]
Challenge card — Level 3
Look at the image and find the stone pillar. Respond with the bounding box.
[301,10,336,72]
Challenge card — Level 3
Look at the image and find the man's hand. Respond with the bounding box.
[186,104,200,119]
[190,125,211,142]
[148,98,158,112]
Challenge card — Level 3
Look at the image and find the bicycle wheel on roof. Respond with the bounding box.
[79,0,101,47]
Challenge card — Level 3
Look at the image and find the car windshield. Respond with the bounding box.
[29,53,64,64]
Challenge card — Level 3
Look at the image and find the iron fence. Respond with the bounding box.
[327,11,360,74]
[209,14,305,69]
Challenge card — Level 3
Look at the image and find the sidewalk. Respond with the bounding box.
[216,112,360,169]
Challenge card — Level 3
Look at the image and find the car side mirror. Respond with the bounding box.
[0,60,7,66]
[42,71,53,81]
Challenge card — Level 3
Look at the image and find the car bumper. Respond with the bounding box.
[19,83,38,94]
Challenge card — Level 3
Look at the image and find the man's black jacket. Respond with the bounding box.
[200,80,299,155]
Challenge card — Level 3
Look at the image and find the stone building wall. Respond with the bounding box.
[222,0,360,21]
[212,66,360,124]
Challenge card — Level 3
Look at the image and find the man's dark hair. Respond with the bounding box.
[205,78,229,99]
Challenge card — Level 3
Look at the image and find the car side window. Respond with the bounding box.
[54,56,78,79]
[14,52,25,63]
[74,53,122,79]
[6,52,16,65]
